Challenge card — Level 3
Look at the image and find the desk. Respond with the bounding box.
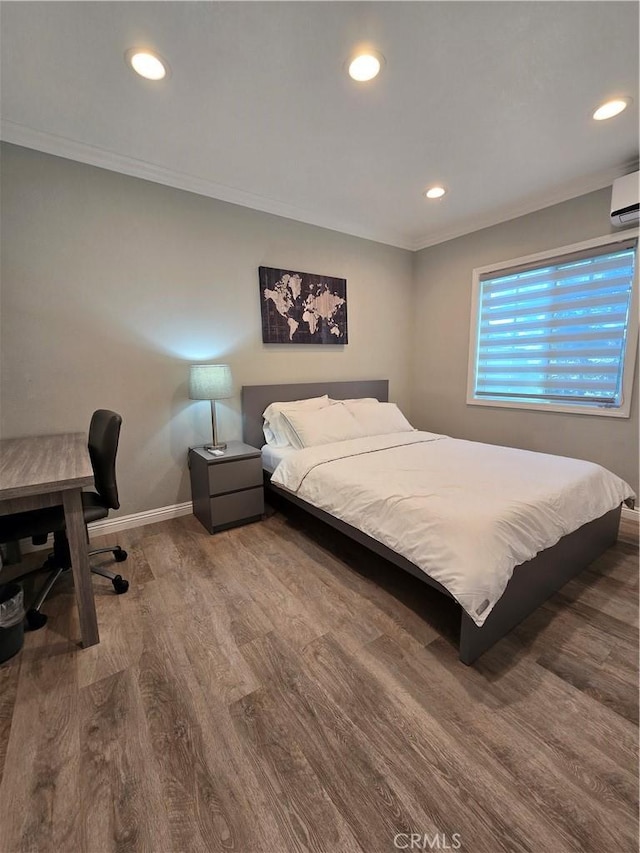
[0,433,99,647]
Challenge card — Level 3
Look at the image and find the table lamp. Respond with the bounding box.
[189,363,233,452]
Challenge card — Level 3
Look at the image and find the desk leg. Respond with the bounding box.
[63,489,99,647]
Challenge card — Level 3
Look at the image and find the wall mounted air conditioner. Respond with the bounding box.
[611,170,639,227]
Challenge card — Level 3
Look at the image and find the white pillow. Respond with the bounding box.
[346,402,415,437]
[329,397,379,405]
[281,404,365,448]
[263,395,330,447]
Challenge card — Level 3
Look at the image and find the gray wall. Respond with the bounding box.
[0,143,414,515]
[411,188,639,494]
[2,143,637,519]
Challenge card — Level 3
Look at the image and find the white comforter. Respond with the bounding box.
[271,432,633,626]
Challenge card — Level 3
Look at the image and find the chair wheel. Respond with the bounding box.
[26,609,48,630]
[114,548,128,563]
[112,575,129,595]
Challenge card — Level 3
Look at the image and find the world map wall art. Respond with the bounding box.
[259,266,348,345]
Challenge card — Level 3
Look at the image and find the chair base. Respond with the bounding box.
[90,545,128,563]
[26,541,129,630]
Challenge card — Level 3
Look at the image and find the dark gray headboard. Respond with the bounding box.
[242,379,389,449]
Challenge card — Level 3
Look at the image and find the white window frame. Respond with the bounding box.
[466,229,639,418]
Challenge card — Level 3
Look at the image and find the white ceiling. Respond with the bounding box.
[1,2,638,250]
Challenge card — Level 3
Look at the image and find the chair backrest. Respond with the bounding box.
[88,410,122,510]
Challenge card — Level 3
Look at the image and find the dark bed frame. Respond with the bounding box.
[242,380,621,665]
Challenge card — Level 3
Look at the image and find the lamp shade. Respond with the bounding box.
[189,364,233,400]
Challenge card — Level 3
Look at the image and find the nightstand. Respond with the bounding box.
[189,441,264,534]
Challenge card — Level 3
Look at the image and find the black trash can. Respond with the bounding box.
[0,583,25,664]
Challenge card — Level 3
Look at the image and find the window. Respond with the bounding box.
[467,231,638,417]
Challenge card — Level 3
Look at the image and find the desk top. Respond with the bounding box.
[0,433,94,501]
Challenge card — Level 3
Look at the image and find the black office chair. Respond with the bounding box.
[0,410,129,630]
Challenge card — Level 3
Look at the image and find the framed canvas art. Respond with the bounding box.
[259,266,348,344]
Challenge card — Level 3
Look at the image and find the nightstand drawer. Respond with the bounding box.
[208,456,262,496]
[210,486,264,530]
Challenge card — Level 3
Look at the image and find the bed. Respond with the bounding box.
[242,380,631,664]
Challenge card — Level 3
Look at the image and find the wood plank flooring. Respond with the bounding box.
[0,507,637,853]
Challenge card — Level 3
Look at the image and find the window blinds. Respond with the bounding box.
[473,239,637,407]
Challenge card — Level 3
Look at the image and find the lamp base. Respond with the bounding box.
[205,442,227,453]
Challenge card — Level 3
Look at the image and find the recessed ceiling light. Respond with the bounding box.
[125,48,168,81]
[425,186,447,199]
[348,52,384,82]
[593,97,631,121]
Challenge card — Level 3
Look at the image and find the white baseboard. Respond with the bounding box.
[91,501,636,530]
[90,501,636,531]
[87,501,194,538]
[16,501,194,554]
[10,500,637,558]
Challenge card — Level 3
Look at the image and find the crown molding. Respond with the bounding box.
[410,158,640,252]
[0,120,414,251]
[2,120,635,255]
